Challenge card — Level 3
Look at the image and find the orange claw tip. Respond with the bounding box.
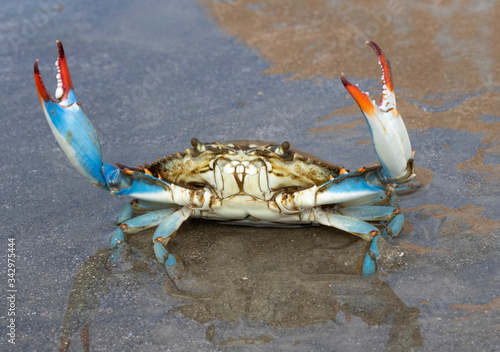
[357,167,366,173]
[370,230,378,237]
[340,73,350,88]
[34,60,52,103]
[340,74,376,117]
[144,168,153,176]
[339,167,348,175]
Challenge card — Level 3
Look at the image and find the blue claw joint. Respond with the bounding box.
[34,41,108,189]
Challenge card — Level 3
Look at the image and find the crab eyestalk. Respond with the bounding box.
[341,41,413,183]
[34,41,108,188]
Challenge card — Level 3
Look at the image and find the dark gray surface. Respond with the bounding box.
[1,0,499,351]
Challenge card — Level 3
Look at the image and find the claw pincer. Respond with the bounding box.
[341,41,413,183]
[34,41,109,188]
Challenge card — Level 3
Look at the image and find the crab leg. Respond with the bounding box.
[338,206,399,221]
[109,205,195,269]
[34,41,108,188]
[381,213,405,239]
[115,199,179,224]
[341,42,413,183]
[362,235,382,276]
[119,208,179,234]
[316,174,385,206]
[152,207,193,267]
[107,208,181,268]
[359,212,405,275]
[278,173,385,210]
[312,208,380,242]
[361,211,405,275]
[103,167,211,209]
[116,201,134,224]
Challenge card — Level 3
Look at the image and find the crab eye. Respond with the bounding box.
[108,169,132,191]
[274,141,290,155]
[191,138,206,152]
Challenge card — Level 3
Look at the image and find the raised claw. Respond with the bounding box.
[341,41,413,183]
[34,41,107,188]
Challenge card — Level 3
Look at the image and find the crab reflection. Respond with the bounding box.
[60,221,422,350]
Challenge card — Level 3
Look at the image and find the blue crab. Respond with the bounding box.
[34,41,414,276]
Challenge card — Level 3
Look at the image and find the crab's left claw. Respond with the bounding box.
[34,41,107,188]
[342,41,413,183]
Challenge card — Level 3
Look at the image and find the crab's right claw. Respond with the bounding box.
[34,41,107,188]
[341,41,413,183]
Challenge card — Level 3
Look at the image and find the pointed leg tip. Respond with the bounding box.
[165,254,178,266]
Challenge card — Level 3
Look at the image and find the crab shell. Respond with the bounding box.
[147,140,339,200]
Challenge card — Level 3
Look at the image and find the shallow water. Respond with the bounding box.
[1,0,499,350]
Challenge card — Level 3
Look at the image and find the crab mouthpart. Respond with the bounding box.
[33,41,76,107]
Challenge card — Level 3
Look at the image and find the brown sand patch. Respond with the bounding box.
[404,203,500,234]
